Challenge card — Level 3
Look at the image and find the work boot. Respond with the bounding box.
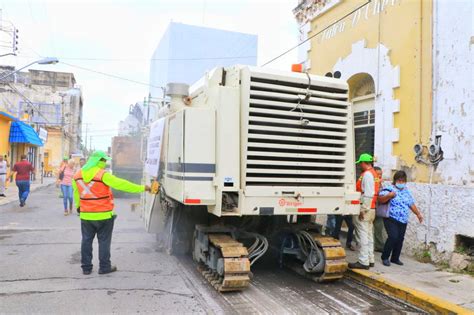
[382,259,391,266]
[390,260,404,266]
[99,266,117,275]
[369,263,375,267]
[83,270,92,275]
[348,262,369,270]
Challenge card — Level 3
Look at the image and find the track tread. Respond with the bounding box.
[312,234,348,282]
[198,233,251,292]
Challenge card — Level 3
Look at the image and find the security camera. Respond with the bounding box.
[413,143,423,156]
[429,143,441,157]
[429,135,443,158]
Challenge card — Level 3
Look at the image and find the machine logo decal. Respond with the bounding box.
[279,198,303,207]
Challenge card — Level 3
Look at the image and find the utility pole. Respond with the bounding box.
[89,136,93,153]
[60,94,65,160]
[84,124,89,153]
[146,93,151,126]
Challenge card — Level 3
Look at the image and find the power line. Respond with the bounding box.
[84,128,119,132]
[16,54,257,62]
[261,0,371,67]
[63,55,257,62]
[6,83,53,124]
[60,61,160,88]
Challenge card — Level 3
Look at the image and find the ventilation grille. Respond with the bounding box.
[245,76,349,187]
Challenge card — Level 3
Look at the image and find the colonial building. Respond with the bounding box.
[294,0,473,261]
[0,110,43,180]
[0,67,83,174]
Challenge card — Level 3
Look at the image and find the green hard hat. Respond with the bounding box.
[356,153,374,164]
[82,150,111,171]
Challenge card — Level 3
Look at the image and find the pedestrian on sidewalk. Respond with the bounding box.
[0,155,9,197]
[79,157,86,167]
[332,215,355,251]
[378,171,423,267]
[57,157,68,198]
[73,150,151,275]
[11,155,34,207]
[373,166,387,252]
[349,153,380,270]
[60,159,76,216]
[325,214,336,236]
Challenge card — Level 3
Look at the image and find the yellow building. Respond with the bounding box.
[0,111,15,158]
[43,126,70,176]
[0,110,44,179]
[294,0,473,261]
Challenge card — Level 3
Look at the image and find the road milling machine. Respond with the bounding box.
[142,66,361,292]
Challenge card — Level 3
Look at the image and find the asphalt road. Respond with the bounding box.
[0,186,423,314]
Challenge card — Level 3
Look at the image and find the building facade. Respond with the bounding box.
[0,68,83,173]
[149,22,258,98]
[0,111,43,180]
[294,0,473,261]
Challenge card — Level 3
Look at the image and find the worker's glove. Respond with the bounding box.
[76,207,80,214]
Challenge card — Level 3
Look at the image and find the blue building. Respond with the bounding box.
[149,22,257,98]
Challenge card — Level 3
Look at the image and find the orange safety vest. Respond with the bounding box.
[356,168,380,209]
[73,169,114,213]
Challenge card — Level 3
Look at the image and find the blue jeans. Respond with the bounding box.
[16,180,30,203]
[381,217,407,262]
[61,184,73,210]
[81,216,116,272]
[326,214,336,235]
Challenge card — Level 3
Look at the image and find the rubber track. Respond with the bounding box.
[198,234,251,292]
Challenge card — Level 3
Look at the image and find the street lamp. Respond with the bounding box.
[0,57,59,81]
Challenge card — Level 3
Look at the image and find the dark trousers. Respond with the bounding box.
[16,180,30,202]
[381,217,407,262]
[374,216,387,251]
[332,215,354,247]
[81,217,115,272]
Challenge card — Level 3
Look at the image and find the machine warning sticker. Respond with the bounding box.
[224,177,234,183]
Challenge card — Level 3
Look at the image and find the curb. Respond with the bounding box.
[0,182,56,207]
[346,269,474,315]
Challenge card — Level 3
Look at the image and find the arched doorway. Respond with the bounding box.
[348,73,376,177]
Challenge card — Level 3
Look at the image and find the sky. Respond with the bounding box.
[0,0,299,150]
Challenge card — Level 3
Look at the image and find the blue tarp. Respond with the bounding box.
[9,121,43,147]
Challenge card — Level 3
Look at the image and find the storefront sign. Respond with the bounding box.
[38,128,48,142]
[319,0,400,42]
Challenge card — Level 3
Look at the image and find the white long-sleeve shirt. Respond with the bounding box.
[361,170,375,209]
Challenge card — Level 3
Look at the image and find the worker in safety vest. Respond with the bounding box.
[349,153,380,270]
[73,150,151,275]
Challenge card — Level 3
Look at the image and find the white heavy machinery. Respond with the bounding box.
[143,65,360,292]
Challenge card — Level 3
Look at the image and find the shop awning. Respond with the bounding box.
[0,110,16,121]
[9,121,43,146]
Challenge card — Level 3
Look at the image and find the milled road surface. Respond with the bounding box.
[0,186,423,314]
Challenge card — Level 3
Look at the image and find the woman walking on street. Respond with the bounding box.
[60,159,76,215]
[378,171,423,266]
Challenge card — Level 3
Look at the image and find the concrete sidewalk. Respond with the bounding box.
[345,243,474,313]
[0,177,57,207]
